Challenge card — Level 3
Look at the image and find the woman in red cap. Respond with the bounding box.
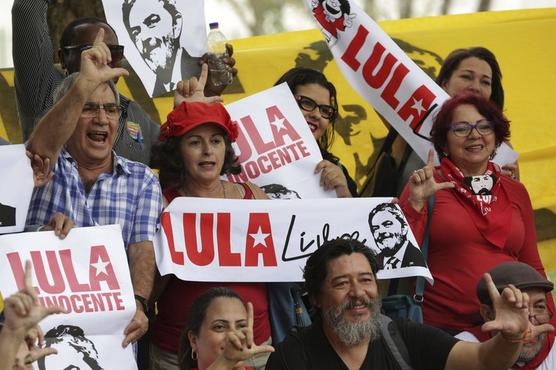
[149,92,272,369]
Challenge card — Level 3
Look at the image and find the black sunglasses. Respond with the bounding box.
[62,44,125,65]
[295,95,336,120]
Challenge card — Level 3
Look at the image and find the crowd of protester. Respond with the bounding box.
[1,2,555,369]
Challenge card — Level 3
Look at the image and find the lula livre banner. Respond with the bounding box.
[154,197,433,284]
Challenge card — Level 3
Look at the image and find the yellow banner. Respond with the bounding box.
[1,9,555,309]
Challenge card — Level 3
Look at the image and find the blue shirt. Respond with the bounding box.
[26,149,162,248]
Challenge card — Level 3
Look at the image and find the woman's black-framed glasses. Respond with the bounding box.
[450,119,494,137]
[295,95,336,120]
[62,44,125,66]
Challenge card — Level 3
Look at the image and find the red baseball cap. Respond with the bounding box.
[159,101,239,142]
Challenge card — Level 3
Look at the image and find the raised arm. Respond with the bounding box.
[26,29,129,164]
[12,0,62,140]
[445,273,554,370]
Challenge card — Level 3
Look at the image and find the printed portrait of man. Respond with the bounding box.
[465,174,495,195]
[122,0,200,96]
[38,325,103,370]
[261,184,302,200]
[368,203,426,270]
[0,202,16,227]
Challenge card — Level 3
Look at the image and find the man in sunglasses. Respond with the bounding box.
[456,262,556,369]
[12,0,159,165]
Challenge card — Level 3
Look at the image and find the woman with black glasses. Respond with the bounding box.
[274,68,358,197]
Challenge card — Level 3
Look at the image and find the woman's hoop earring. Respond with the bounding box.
[191,349,197,360]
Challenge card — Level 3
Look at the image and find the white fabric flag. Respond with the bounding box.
[0,225,137,370]
[102,0,207,97]
[154,197,433,284]
[225,84,333,199]
[0,144,34,233]
[304,0,518,166]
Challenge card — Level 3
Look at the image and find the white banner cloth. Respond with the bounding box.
[225,83,333,199]
[0,144,34,233]
[0,225,137,370]
[102,0,207,96]
[154,197,433,284]
[305,0,518,166]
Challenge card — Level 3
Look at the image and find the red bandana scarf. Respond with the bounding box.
[439,157,512,249]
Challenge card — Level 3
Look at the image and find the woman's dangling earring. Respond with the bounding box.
[191,349,197,360]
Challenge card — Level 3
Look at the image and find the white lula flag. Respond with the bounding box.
[0,144,34,234]
[102,0,207,97]
[304,0,518,166]
[154,197,434,284]
[0,225,137,370]
[225,83,333,199]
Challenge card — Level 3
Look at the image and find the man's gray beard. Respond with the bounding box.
[322,297,381,346]
[517,332,546,364]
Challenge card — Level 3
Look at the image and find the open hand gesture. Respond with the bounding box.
[481,273,554,342]
[408,149,454,212]
[209,303,274,370]
[174,63,223,107]
[3,261,66,340]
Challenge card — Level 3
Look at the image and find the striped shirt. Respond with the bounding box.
[26,149,163,248]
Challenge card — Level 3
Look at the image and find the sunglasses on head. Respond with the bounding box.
[62,44,125,65]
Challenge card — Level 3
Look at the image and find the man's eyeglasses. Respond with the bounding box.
[295,95,336,120]
[450,120,494,137]
[62,44,125,66]
[81,103,121,119]
[529,308,552,324]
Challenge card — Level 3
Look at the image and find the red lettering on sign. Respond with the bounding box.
[341,25,369,71]
[362,42,396,89]
[381,63,410,109]
[240,115,275,155]
[267,105,301,146]
[59,249,90,292]
[161,211,184,265]
[244,213,277,267]
[184,213,215,266]
[89,245,120,291]
[398,85,437,130]
[217,213,241,266]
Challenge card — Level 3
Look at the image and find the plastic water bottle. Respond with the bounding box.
[206,22,233,87]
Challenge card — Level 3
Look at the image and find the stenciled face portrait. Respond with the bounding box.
[39,326,102,370]
[124,0,183,73]
[188,297,248,370]
[179,124,227,184]
[469,175,494,195]
[370,209,406,256]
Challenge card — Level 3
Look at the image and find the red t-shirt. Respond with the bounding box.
[151,185,271,353]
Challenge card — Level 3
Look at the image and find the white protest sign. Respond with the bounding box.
[0,144,34,234]
[305,0,518,166]
[0,225,137,370]
[225,83,333,199]
[102,0,207,96]
[154,197,433,284]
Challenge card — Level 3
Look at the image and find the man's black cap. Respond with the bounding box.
[477,261,553,305]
